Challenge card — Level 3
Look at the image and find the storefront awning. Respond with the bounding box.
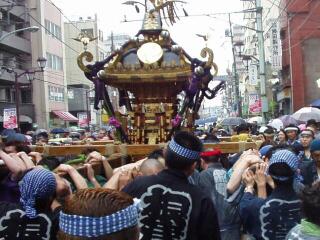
[52,111,78,122]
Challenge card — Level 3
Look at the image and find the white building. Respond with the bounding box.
[28,0,69,129]
[104,33,131,54]
[240,0,282,117]
[64,15,109,127]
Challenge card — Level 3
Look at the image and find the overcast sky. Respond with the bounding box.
[52,0,245,106]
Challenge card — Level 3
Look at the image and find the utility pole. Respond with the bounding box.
[256,0,268,124]
[228,13,242,118]
[14,72,20,132]
[85,90,90,128]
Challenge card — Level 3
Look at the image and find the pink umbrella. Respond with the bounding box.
[298,124,306,131]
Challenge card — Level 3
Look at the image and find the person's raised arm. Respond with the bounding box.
[17,152,35,170]
[227,150,262,194]
[254,163,268,199]
[56,164,87,190]
[101,156,113,180]
[103,171,121,190]
[0,150,26,180]
[84,163,101,188]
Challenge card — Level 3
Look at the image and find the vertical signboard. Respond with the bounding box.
[248,64,258,85]
[249,94,262,114]
[77,112,88,128]
[3,108,18,129]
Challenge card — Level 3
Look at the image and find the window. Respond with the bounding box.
[46,52,63,71]
[68,90,74,99]
[45,19,62,40]
[21,89,32,103]
[81,28,94,37]
[56,56,63,71]
[49,86,55,100]
[49,86,65,102]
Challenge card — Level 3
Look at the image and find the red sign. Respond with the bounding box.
[3,108,18,129]
[78,112,88,128]
[249,94,262,114]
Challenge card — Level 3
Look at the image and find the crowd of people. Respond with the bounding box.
[0,119,320,239]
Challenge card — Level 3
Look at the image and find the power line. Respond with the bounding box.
[281,0,320,53]
[121,9,257,23]
[262,0,278,24]
[45,0,107,54]
[28,13,79,54]
[263,0,308,39]
[284,1,319,40]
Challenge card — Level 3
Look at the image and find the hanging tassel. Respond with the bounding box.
[183,8,188,16]
[135,5,140,13]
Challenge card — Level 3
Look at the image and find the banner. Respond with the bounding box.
[3,108,18,129]
[249,94,262,114]
[248,64,258,85]
[77,112,88,128]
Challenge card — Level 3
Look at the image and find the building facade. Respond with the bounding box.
[28,0,70,129]
[280,0,320,112]
[239,0,282,118]
[104,32,130,55]
[0,0,34,132]
[64,15,109,127]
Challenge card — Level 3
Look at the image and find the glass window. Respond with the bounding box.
[0,88,6,102]
[21,88,32,103]
[46,53,52,69]
[60,88,65,101]
[81,28,94,37]
[57,56,63,71]
[68,90,74,99]
[56,25,61,40]
[51,22,55,36]
[53,87,58,101]
[52,55,57,70]
[49,86,55,101]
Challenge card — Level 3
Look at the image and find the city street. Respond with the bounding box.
[0,0,320,240]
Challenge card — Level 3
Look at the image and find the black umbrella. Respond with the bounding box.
[51,128,68,134]
[221,117,245,126]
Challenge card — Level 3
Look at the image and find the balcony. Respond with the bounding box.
[0,68,32,84]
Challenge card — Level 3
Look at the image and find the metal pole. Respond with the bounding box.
[288,14,294,114]
[86,90,90,128]
[256,0,268,124]
[14,72,20,132]
[228,13,242,117]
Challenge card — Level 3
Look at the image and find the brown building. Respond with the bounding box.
[280,0,320,113]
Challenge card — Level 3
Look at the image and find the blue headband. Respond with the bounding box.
[20,168,56,219]
[168,139,201,160]
[59,202,139,237]
[268,150,299,181]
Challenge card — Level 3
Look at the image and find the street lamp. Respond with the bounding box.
[2,58,46,131]
[242,55,252,71]
[0,26,39,42]
[85,88,95,128]
[37,57,47,70]
[234,41,245,57]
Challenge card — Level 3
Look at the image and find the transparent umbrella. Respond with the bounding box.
[292,107,320,122]
[221,117,246,126]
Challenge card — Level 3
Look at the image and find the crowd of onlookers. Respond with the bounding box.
[0,119,320,239]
